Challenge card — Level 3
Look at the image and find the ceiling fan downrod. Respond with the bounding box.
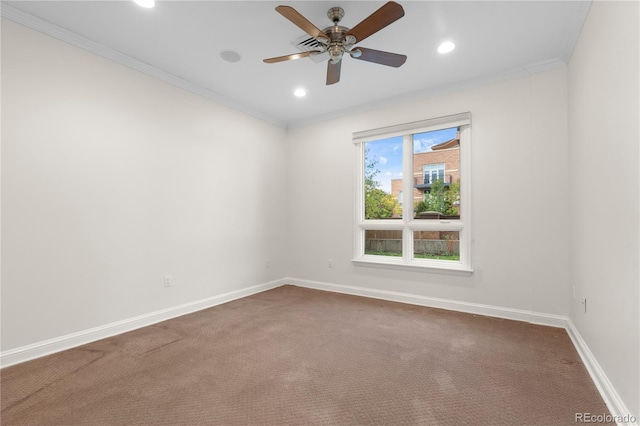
[324,7,356,64]
[263,2,407,85]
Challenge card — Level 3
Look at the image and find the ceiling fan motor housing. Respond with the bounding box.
[323,25,352,63]
[264,2,406,84]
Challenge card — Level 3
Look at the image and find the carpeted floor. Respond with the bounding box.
[1,285,609,425]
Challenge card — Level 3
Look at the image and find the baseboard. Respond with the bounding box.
[0,278,287,369]
[287,277,637,425]
[3,276,635,425]
[565,318,638,426]
[287,277,567,328]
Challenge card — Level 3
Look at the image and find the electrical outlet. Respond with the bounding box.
[164,275,172,287]
[581,298,587,313]
[328,259,333,268]
[265,259,270,268]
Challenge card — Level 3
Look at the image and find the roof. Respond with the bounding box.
[431,138,460,151]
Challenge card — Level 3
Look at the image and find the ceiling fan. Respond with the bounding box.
[263,2,407,85]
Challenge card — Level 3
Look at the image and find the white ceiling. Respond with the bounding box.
[2,1,591,128]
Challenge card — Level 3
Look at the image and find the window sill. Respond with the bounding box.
[352,257,473,276]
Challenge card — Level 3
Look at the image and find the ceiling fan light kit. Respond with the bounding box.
[263,1,407,85]
[437,41,456,54]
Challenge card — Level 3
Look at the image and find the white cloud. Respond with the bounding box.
[379,156,388,165]
[413,137,438,153]
[385,171,392,176]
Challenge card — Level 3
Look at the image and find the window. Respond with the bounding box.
[423,163,445,185]
[353,113,472,273]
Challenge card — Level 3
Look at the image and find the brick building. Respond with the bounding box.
[390,136,460,209]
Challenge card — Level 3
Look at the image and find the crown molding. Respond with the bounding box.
[0,2,588,130]
[287,59,566,129]
[561,0,593,63]
[0,4,287,128]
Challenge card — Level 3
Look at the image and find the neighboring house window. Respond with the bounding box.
[424,163,445,184]
[353,112,472,273]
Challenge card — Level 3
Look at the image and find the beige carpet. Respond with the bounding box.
[1,285,609,425]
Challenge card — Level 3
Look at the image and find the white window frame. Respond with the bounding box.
[423,163,446,185]
[352,113,472,274]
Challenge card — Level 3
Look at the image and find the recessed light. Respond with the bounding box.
[437,41,455,54]
[133,0,155,8]
[220,50,242,63]
[293,88,307,98]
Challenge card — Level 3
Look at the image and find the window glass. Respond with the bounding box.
[413,128,460,220]
[364,137,403,219]
[413,231,460,261]
[354,113,471,272]
[365,230,403,257]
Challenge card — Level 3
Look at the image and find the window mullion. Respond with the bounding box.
[354,116,471,272]
[402,134,413,261]
[458,124,472,267]
[355,143,365,257]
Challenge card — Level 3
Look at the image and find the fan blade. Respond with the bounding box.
[326,60,342,85]
[345,1,404,44]
[352,47,407,67]
[276,5,329,42]
[263,51,318,64]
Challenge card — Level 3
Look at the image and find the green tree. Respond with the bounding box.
[415,179,460,216]
[364,149,379,194]
[444,180,460,215]
[416,179,449,214]
[364,149,397,219]
[365,188,397,219]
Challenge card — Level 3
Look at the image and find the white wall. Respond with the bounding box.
[286,66,570,317]
[2,3,638,418]
[568,1,639,418]
[1,19,289,351]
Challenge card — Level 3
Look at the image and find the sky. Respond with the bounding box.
[365,127,458,193]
